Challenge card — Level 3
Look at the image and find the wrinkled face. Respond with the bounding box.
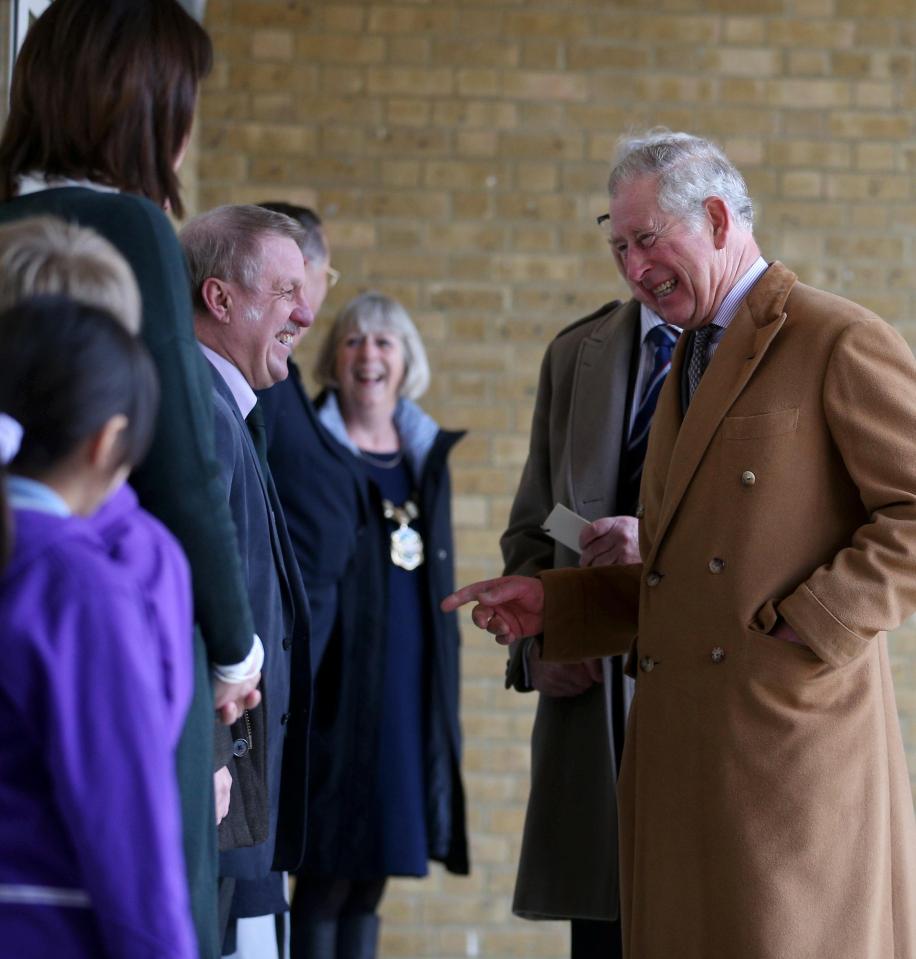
[226,234,313,389]
[334,324,406,419]
[609,174,724,331]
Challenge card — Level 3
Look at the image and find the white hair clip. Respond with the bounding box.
[0,413,24,466]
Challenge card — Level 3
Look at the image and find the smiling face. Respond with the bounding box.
[225,234,313,389]
[334,323,406,421]
[609,174,730,331]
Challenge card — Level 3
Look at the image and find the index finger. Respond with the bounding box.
[441,579,491,612]
[441,575,527,613]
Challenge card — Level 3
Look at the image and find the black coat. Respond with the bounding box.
[259,363,469,879]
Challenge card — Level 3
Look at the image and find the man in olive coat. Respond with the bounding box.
[446,130,916,959]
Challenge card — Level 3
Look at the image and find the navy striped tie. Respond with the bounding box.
[619,324,679,513]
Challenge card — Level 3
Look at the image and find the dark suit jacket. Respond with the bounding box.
[501,299,636,921]
[208,367,311,881]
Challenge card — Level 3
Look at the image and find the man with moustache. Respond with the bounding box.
[181,204,315,959]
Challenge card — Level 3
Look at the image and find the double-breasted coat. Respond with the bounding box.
[540,263,916,958]
[501,299,632,921]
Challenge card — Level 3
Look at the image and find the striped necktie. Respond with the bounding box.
[618,323,679,513]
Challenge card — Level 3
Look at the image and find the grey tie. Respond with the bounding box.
[686,325,716,401]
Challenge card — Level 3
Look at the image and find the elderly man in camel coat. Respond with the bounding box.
[445,130,916,959]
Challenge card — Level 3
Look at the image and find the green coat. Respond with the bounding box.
[0,187,256,959]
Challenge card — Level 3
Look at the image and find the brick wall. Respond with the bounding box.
[196,2,915,957]
[3,1,913,957]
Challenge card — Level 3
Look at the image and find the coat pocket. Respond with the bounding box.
[745,600,830,674]
[723,407,799,440]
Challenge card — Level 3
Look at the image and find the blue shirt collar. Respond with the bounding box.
[7,475,71,516]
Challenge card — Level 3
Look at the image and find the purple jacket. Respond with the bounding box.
[0,508,195,959]
[89,484,193,747]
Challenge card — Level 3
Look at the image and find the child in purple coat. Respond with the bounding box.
[0,297,196,959]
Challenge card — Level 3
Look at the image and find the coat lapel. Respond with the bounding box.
[644,263,797,566]
[212,368,296,617]
[569,300,639,518]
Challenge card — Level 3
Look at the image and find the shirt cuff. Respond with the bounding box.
[211,634,264,684]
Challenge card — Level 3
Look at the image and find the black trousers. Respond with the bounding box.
[570,917,623,959]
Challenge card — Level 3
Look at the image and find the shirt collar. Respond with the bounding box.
[711,256,768,333]
[639,303,680,341]
[6,475,71,516]
[15,173,120,197]
[198,343,257,419]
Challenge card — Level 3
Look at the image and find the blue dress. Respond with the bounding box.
[360,452,429,877]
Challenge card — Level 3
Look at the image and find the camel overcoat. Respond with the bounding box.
[540,262,916,959]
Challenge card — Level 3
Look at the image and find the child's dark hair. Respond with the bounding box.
[0,295,159,566]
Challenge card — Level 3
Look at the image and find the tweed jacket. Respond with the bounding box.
[540,262,916,959]
[501,299,633,921]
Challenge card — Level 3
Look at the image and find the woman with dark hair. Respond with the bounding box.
[0,296,195,958]
[0,4,261,955]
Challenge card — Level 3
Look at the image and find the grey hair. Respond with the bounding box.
[609,129,754,231]
[257,202,328,264]
[0,215,141,333]
[313,291,430,401]
[179,204,308,313]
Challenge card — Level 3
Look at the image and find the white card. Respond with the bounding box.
[541,503,589,555]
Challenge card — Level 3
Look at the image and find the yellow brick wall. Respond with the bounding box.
[196,3,915,957]
[196,4,916,955]
[2,1,914,956]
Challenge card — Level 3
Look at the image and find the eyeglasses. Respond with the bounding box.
[325,265,340,288]
[596,213,612,244]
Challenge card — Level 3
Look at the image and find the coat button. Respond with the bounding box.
[741,470,756,487]
[708,557,725,574]
[437,548,448,561]
[232,738,249,757]
[635,504,646,519]
[711,646,726,664]
[646,571,662,587]
[282,637,292,650]
[280,712,290,726]
[639,656,655,673]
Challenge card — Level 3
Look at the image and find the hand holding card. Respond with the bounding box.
[541,503,589,555]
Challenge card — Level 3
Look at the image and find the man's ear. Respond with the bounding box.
[703,196,730,250]
[201,277,233,323]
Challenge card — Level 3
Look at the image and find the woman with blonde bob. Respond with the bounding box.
[265,292,469,958]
